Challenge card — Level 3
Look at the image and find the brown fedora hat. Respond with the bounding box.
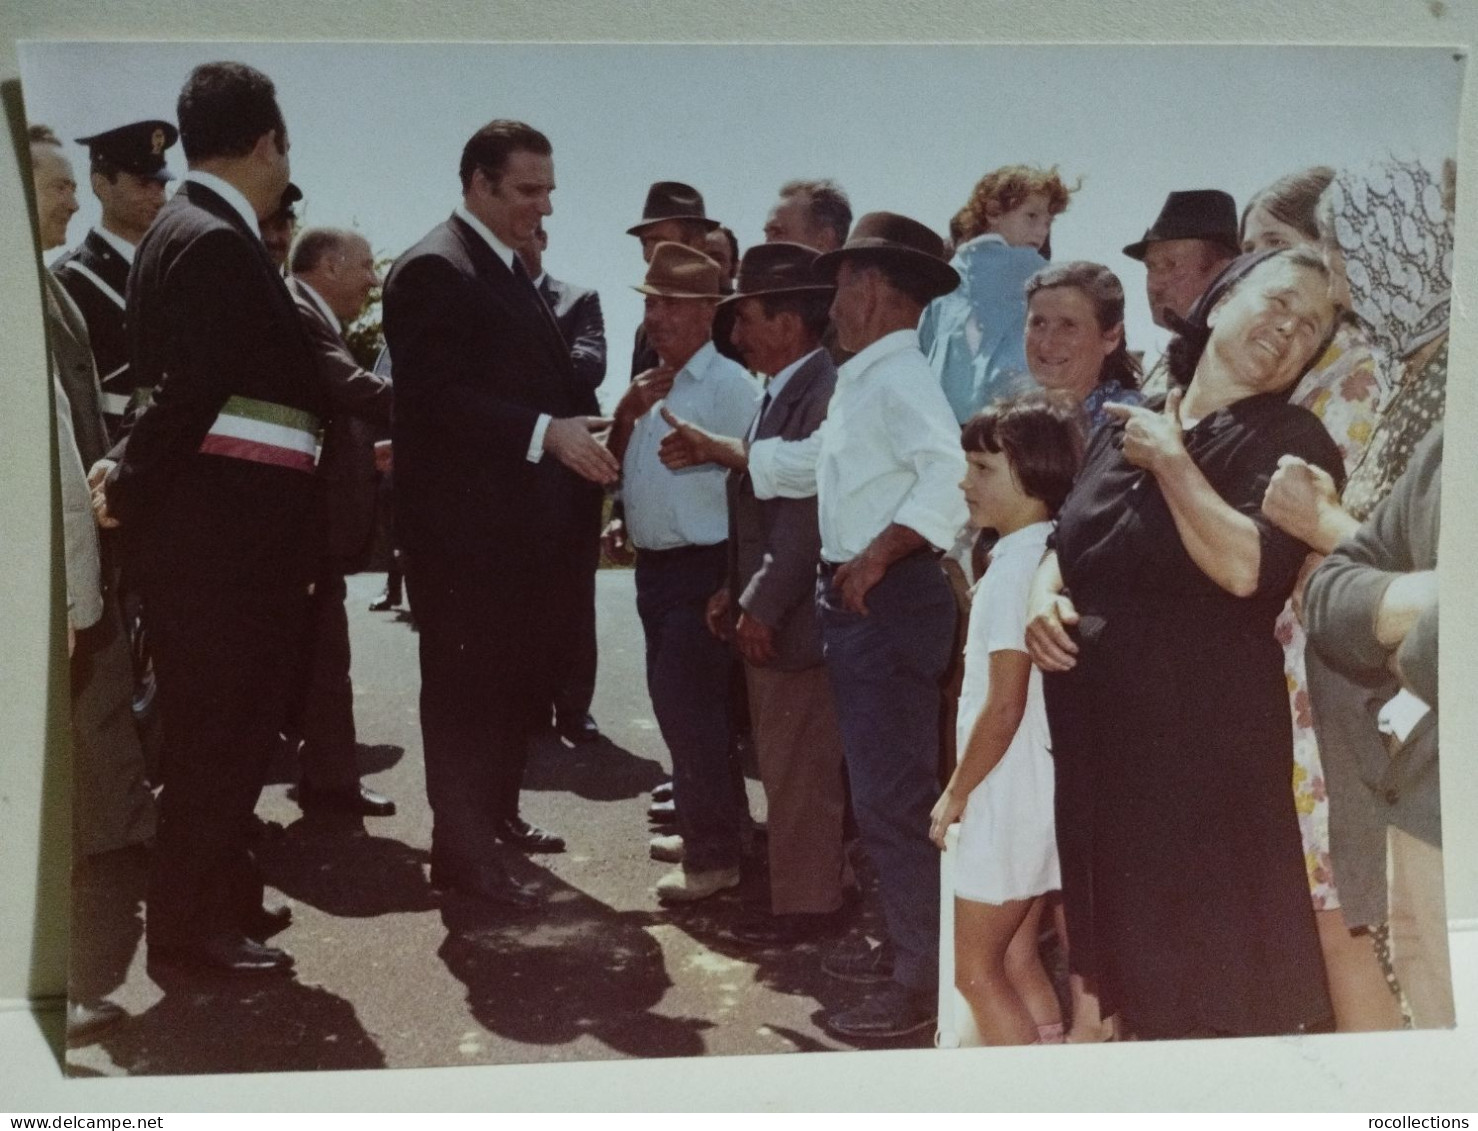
[632,242,725,299]
[719,242,835,306]
[815,211,960,301]
[626,180,721,236]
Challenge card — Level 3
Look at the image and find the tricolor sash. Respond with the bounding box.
[198,395,321,473]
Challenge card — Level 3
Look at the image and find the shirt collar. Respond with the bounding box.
[184,170,261,240]
[673,340,719,382]
[91,225,136,263]
[766,347,822,401]
[454,203,517,270]
[990,520,1053,560]
[838,328,919,383]
[533,271,548,289]
[294,277,340,331]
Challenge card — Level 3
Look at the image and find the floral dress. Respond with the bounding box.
[1278,319,1385,908]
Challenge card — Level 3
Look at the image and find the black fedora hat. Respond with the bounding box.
[814,211,959,301]
[627,180,721,236]
[75,119,178,182]
[719,242,834,306]
[1123,189,1241,261]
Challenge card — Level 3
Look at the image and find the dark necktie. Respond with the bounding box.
[750,390,773,439]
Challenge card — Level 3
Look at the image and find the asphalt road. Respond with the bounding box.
[66,570,931,1077]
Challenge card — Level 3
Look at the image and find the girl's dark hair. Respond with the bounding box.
[1240,166,1336,247]
[1165,245,1334,387]
[1024,260,1142,391]
[960,392,1086,516]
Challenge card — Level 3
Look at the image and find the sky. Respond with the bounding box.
[18,42,1464,411]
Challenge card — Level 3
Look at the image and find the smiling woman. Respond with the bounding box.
[1023,248,1350,1041]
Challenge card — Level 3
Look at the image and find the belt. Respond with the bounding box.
[636,541,727,564]
[198,395,322,474]
[818,546,942,578]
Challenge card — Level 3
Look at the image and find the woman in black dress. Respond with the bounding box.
[1026,247,1345,1040]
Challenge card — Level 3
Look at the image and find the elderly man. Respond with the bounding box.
[31,124,156,864]
[1123,189,1240,398]
[746,213,967,1039]
[626,181,720,377]
[53,119,178,441]
[660,242,849,943]
[763,178,853,253]
[106,62,320,976]
[384,120,617,906]
[516,221,608,745]
[284,227,396,818]
[606,243,760,902]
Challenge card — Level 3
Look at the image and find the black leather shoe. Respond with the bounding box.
[725,909,847,948]
[556,711,602,744]
[148,934,295,977]
[651,780,674,802]
[494,817,566,853]
[294,782,397,817]
[242,903,293,941]
[429,867,540,910]
[647,797,677,823]
[67,999,125,1043]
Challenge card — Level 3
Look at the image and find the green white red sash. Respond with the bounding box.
[198,395,320,473]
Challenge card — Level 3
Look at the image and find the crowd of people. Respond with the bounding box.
[33,57,1451,1048]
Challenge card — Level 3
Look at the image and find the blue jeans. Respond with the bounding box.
[818,553,955,993]
[636,544,746,872]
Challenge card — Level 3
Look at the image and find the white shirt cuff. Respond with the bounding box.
[527,413,552,463]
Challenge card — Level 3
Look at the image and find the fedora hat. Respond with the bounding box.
[814,212,960,301]
[1123,189,1241,261]
[633,242,725,299]
[627,180,721,236]
[719,242,834,306]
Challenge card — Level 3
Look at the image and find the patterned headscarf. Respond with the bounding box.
[1320,157,1454,362]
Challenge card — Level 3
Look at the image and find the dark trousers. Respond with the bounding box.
[552,512,602,721]
[143,582,306,946]
[635,544,746,872]
[818,555,955,993]
[289,569,361,792]
[407,557,576,880]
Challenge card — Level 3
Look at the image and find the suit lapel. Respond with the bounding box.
[44,271,92,351]
[757,350,828,440]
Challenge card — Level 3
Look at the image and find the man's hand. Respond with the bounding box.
[544,416,619,485]
[704,587,732,641]
[833,548,889,615]
[616,365,677,423]
[1025,590,1080,672]
[1262,454,1341,547]
[87,458,120,530]
[734,612,777,666]
[373,439,393,475]
[658,407,746,471]
[601,517,634,565]
[1104,387,1187,475]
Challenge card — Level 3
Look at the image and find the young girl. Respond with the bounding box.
[929,394,1085,1046]
[922,165,1078,424]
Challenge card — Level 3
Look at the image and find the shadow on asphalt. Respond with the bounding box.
[77,974,386,1076]
[70,843,148,1007]
[256,816,438,918]
[521,730,669,803]
[261,741,407,788]
[436,868,715,1059]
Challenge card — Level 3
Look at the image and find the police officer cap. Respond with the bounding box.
[75,120,179,182]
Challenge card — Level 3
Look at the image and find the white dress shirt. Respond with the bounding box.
[624,340,761,551]
[747,347,822,442]
[748,328,967,563]
[454,203,550,462]
[183,170,260,239]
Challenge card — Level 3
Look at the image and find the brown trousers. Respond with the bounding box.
[746,661,851,915]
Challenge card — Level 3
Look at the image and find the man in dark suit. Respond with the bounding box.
[106,61,323,976]
[285,226,397,817]
[382,120,618,907]
[517,222,607,745]
[53,119,178,442]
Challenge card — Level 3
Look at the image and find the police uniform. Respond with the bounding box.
[52,119,177,442]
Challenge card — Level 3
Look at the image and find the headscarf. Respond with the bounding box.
[1163,249,1283,386]
[1320,157,1454,362]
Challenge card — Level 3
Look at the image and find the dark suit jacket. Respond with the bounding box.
[538,274,606,392]
[727,348,837,671]
[288,277,393,571]
[383,213,601,578]
[53,229,135,437]
[110,180,327,592]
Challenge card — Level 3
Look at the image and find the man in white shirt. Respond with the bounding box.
[747,212,968,1040]
[607,242,761,903]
